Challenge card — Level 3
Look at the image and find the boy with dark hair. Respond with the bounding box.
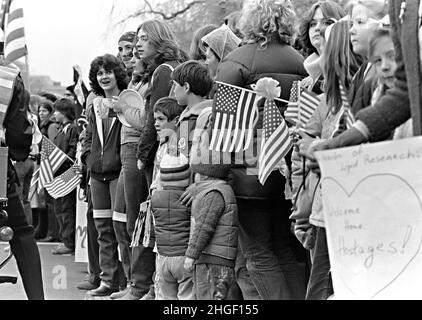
[51,98,79,255]
[170,60,214,161]
[148,97,193,300]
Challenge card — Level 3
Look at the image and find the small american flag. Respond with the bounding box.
[45,167,81,199]
[209,82,259,153]
[36,137,68,191]
[285,81,320,128]
[258,99,293,185]
[331,83,356,138]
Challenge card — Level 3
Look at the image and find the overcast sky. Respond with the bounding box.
[23,0,144,86]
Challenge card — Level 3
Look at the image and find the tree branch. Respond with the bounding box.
[115,0,205,25]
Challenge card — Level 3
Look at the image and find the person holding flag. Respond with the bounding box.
[294,20,363,300]
[48,99,79,255]
[214,0,307,300]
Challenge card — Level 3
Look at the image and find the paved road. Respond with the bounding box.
[0,242,89,300]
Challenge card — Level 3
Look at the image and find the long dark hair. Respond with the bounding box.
[136,20,187,83]
[89,54,128,97]
[298,1,346,56]
[323,21,364,114]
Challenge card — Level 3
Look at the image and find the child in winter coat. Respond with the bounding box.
[184,162,238,300]
[150,97,191,300]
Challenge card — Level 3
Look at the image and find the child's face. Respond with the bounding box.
[371,36,397,89]
[173,81,189,106]
[154,111,177,140]
[54,110,65,123]
[349,4,379,57]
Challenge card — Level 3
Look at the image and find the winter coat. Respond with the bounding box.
[150,188,191,257]
[54,122,79,176]
[215,41,307,199]
[81,110,122,181]
[168,100,213,162]
[186,180,238,267]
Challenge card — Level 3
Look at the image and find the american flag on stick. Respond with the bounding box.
[45,167,81,199]
[30,136,69,192]
[209,82,259,153]
[331,82,356,138]
[285,81,320,128]
[258,99,293,185]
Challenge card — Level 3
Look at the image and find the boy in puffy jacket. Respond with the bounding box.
[149,97,192,300]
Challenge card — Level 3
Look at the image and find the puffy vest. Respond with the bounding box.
[191,180,238,261]
[151,188,191,257]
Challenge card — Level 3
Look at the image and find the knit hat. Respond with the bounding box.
[119,31,136,44]
[160,153,191,189]
[191,163,231,180]
[201,24,241,61]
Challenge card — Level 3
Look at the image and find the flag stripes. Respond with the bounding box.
[37,137,68,191]
[45,167,81,199]
[258,99,293,185]
[4,0,27,63]
[331,82,356,138]
[209,82,259,153]
[285,81,320,128]
[0,65,18,116]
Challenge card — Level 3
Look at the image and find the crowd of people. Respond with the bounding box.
[7,0,421,300]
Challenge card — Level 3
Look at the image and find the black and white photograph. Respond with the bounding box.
[1,0,421,307]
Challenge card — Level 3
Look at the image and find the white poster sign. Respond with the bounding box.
[315,137,422,300]
[75,187,88,263]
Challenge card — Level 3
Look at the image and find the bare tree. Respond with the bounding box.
[108,0,243,50]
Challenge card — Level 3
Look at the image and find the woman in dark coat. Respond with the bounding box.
[215,0,308,300]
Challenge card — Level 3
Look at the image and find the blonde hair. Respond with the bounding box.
[239,0,296,47]
[347,0,387,20]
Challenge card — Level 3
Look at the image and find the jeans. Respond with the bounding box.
[193,264,237,300]
[14,158,34,225]
[306,227,333,300]
[86,186,101,285]
[113,143,151,296]
[235,239,260,300]
[156,255,194,300]
[6,181,44,300]
[90,177,125,288]
[237,198,306,300]
[53,190,76,249]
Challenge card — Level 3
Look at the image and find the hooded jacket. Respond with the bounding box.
[81,109,122,181]
[201,24,242,62]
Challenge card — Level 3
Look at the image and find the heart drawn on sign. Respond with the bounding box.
[322,174,422,299]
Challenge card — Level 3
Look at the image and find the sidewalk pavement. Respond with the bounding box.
[0,242,88,300]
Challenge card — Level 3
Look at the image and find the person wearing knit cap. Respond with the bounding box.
[150,152,194,300]
[201,24,241,78]
[118,31,136,70]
